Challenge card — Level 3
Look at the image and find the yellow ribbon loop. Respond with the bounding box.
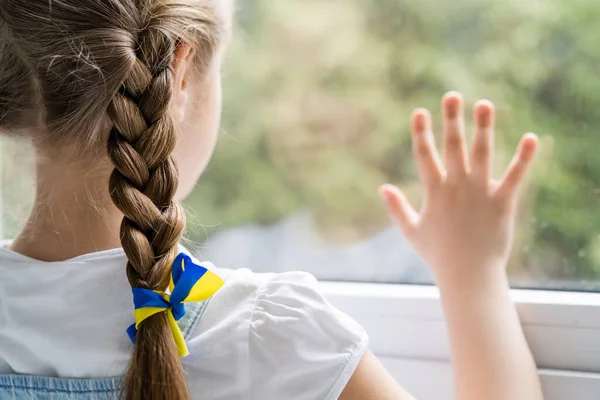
[127,253,225,358]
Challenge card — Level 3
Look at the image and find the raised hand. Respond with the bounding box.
[380,92,538,283]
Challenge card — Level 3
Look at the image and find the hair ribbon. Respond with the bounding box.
[127,253,225,358]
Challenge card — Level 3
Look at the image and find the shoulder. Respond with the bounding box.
[185,268,369,400]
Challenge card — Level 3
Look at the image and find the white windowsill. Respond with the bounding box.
[319,282,600,399]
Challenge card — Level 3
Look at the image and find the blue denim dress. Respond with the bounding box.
[0,301,208,400]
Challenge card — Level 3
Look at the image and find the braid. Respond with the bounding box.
[107,22,189,400]
[1,0,229,398]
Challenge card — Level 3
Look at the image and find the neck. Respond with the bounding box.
[11,152,123,261]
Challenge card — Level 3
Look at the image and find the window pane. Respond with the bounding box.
[1,0,598,291]
[183,0,600,290]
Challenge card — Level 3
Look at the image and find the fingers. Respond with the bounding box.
[470,100,495,183]
[380,184,418,236]
[411,108,444,189]
[495,133,539,201]
[442,92,469,181]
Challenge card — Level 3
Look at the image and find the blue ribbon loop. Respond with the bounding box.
[127,253,225,357]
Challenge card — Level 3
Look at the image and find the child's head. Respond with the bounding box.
[0,0,232,399]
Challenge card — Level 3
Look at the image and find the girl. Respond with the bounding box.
[0,1,543,399]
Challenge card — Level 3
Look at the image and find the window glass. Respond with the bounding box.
[2,0,598,290]
[185,0,600,290]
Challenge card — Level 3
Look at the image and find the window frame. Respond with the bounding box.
[320,282,600,399]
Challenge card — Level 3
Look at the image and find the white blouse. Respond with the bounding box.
[0,243,368,399]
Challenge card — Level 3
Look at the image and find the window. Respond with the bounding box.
[184,0,600,291]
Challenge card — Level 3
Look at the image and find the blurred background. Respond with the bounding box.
[2,0,599,289]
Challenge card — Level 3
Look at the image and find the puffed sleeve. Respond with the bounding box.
[249,272,369,399]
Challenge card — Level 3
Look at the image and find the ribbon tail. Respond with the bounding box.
[127,324,138,344]
[167,310,189,358]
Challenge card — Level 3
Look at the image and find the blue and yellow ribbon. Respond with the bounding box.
[127,253,224,358]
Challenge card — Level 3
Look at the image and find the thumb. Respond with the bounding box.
[379,184,418,237]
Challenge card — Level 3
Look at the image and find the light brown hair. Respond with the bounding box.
[0,1,227,399]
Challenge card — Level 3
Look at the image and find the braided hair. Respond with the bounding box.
[0,1,228,399]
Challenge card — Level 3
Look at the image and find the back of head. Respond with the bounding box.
[0,1,227,399]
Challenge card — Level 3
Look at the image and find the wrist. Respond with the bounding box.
[435,265,516,330]
[434,261,510,298]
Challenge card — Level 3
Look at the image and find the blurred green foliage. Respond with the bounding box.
[184,0,600,285]
[1,0,598,287]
